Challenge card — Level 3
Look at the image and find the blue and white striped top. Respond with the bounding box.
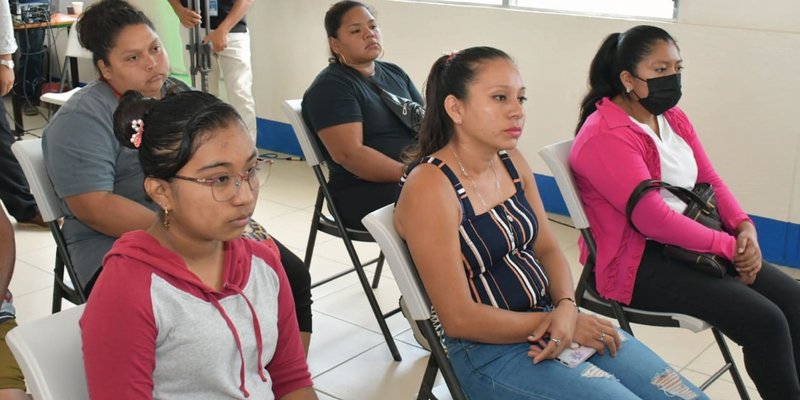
[401,150,551,312]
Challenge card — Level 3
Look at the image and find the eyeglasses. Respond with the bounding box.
[173,158,272,202]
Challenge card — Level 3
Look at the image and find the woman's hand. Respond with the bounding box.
[527,303,579,364]
[733,222,761,284]
[572,314,621,357]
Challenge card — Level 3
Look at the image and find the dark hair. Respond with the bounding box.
[113,90,244,181]
[408,46,512,159]
[77,0,155,72]
[324,0,373,63]
[575,25,678,134]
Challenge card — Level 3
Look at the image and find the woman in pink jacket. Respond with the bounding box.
[570,25,800,400]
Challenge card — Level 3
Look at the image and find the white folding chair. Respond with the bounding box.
[539,139,749,399]
[40,18,92,110]
[6,305,88,400]
[281,99,401,361]
[11,139,87,312]
[363,205,466,400]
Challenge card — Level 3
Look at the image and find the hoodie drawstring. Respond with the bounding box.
[205,283,268,398]
[207,294,251,398]
[225,282,267,382]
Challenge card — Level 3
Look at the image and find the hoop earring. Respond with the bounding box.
[338,53,349,65]
[378,46,385,60]
[161,208,171,229]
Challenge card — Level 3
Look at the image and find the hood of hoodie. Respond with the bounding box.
[103,230,252,298]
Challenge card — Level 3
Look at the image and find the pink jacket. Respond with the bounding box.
[569,98,751,304]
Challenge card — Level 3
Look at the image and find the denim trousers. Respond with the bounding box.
[445,329,707,400]
[630,241,800,400]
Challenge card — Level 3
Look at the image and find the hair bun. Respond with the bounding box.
[113,90,159,150]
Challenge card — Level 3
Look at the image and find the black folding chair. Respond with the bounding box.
[281,99,401,361]
[11,138,86,313]
[364,205,467,400]
[539,139,750,399]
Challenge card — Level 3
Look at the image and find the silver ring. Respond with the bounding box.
[551,338,562,346]
[598,331,606,343]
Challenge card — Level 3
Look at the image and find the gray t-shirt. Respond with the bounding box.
[42,80,157,285]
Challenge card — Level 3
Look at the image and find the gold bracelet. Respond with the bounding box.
[555,297,578,310]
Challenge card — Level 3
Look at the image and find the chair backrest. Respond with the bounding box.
[65,18,92,59]
[537,139,590,230]
[11,139,63,223]
[281,99,323,168]
[6,305,88,400]
[362,204,432,321]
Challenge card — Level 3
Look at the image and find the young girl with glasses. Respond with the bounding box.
[80,90,317,400]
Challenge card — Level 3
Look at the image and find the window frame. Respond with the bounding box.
[399,0,679,21]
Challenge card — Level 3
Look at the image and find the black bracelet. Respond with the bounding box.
[555,297,578,310]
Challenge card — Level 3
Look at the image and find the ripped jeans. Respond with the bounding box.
[444,329,707,400]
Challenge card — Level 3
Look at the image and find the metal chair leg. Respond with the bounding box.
[342,235,402,361]
[710,328,751,400]
[371,253,385,289]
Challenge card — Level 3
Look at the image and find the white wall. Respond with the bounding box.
[240,0,800,225]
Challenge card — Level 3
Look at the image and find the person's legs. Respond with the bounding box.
[273,238,313,355]
[0,103,38,222]
[0,319,29,400]
[747,262,800,385]
[591,330,707,400]
[330,181,398,230]
[14,27,45,109]
[629,242,800,400]
[445,336,661,400]
[216,32,256,141]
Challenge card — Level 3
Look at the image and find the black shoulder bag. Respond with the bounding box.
[344,65,425,133]
[625,180,733,278]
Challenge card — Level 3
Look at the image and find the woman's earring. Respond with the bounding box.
[161,207,171,229]
[338,53,348,65]
[626,86,632,93]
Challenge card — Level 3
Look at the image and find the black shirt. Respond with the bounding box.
[181,0,247,33]
[301,61,423,191]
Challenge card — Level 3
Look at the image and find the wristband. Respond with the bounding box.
[555,297,578,310]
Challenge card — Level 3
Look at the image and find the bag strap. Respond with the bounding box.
[339,63,390,96]
[625,179,712,234]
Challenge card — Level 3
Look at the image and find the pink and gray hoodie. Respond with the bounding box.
[80,230,312,399]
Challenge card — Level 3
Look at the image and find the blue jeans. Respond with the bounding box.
[15,0,45,104]
[445,329,707,400]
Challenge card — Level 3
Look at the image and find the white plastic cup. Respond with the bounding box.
[71,1,83,14]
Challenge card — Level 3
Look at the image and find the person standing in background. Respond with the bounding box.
[167,0,258,142]
[0,0,44,228]
[13,0,46,116]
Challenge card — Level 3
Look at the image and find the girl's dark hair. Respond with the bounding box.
[575,25,677,134]
[324,1,373,63]
[77,0,155,72]
[408,46,512,159]
[113,90,244,181]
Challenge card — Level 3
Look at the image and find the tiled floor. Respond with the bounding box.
[5,103,781,399]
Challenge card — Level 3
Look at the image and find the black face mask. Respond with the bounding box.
[632,73,682,115]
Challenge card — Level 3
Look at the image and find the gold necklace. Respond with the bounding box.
[450,147,501,210]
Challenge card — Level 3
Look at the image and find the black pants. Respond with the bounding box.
[0,101,37,221]
[629,241,800,400]
[274,238,313,333]
[331,181,398,230]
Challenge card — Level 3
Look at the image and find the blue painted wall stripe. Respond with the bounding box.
[534,173,800,269]
[257,116,800,268]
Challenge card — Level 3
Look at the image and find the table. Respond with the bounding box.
[12,13,78,137]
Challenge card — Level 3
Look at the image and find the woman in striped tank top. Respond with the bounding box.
[394,47,706,400]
